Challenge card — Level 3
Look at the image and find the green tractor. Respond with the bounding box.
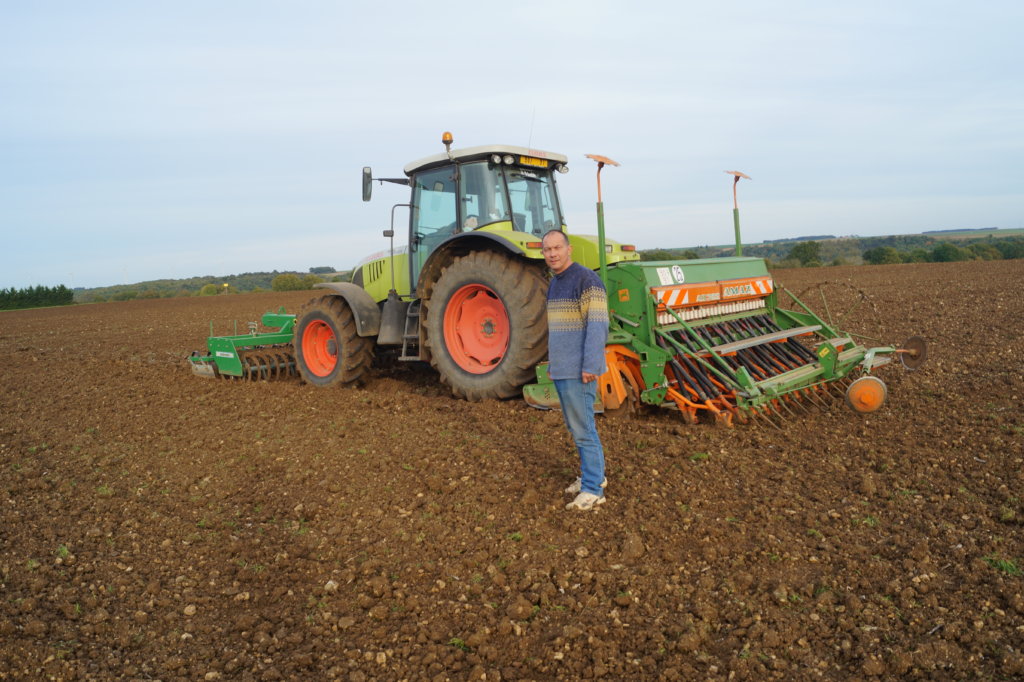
[189,132,639,399]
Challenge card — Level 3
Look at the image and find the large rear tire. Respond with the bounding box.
[293,295,374,387]
[424,251,548,400]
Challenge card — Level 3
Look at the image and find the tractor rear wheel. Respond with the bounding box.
[425,251,548,401]
[293,295,374,387]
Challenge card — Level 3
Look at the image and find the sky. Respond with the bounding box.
[1,1,1021,289]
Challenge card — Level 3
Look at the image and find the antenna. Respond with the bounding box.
[527,108,536,148]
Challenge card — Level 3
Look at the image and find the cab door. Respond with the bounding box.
[409,166,457,293]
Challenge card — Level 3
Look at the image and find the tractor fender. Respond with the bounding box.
[311,282,381,337]
[417,231,528,299]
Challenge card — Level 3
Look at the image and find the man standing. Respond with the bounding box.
[541,230,609,511]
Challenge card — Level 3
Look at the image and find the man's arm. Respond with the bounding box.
[578,282,609,381]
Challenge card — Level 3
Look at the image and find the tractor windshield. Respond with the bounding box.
[456,161,564,236]
[504,167,563,236]
[459,162,509,229]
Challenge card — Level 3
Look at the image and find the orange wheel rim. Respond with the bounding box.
[847,377,885,413]
[302,319,337,377]
[443,284,509,374]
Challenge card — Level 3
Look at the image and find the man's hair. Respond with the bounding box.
[542,229,570,246]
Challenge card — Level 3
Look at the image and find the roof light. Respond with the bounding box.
[502,154,515,165]
[555,163,568,174]
[490,154,502,164]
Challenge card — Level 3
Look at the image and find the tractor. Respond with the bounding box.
[189,132,639,400]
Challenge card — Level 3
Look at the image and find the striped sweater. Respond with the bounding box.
[546,262,609,380]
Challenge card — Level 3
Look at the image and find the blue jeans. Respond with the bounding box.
[554,378,605,496]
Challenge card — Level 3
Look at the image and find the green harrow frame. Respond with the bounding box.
[188,310,298,380]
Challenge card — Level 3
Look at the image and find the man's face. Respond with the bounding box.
[542,233,572,274]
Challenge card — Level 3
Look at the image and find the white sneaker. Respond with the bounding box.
[565,491,606,511]
[565,477,608,495]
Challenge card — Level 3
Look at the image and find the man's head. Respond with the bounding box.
[542,230,572,275]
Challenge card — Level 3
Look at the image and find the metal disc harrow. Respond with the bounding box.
[233,347,297,381]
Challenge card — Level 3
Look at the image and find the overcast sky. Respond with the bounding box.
[2,1,1021,289]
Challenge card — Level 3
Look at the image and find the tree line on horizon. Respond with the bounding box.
[639,233,1024,268]
[1,284,74,310]
[13,233,1021,311]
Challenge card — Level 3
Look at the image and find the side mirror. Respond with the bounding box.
[383,229,394,238]
[362,167,373,202]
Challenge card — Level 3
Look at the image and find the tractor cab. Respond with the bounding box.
[401,144,568,289]
[359,134,637,303]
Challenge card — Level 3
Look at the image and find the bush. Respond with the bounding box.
[967,243,1002,261]
[931,242,968,262]
[198,284,220,296]
[271,274,305,291]
[302,274,324,289]
[788,241,821,266]
[863,246,902,265]
[995,239,1024,259]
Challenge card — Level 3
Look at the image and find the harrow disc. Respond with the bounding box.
[845,375,887,414]
[898,335,928,371]
[238,347,297,381]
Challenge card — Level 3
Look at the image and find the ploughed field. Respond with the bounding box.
[1,259,1022,680]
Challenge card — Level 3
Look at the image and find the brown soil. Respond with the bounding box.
[2,260,1022,681]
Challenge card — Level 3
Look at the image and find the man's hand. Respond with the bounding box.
[581,372,598,383]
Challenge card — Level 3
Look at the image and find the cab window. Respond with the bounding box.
[458,161,509,230]
[506,167,561,236]
[411,166,457,251]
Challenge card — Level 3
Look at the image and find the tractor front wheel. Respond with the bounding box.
[293,295,374,387]
[425,251,548,401]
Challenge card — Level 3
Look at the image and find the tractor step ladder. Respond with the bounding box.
[399,299,422,361]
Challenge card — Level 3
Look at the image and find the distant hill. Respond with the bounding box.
[71,227,1024,302]
[761,235,836,243]
[923,227,998,234]
[640,229,1024,267]
[74,270,351,303]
